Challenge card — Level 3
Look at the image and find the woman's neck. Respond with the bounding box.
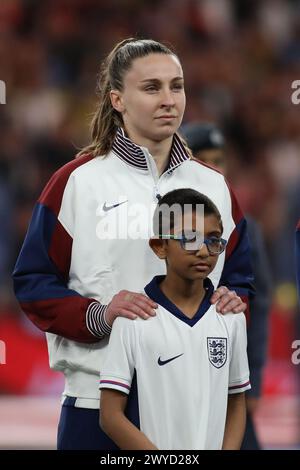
[159,272,206,319]
[148,138,173,175]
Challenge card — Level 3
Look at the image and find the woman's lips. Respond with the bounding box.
[156,115,177,119]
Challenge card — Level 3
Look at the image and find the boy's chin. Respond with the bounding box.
[182,272,207,281]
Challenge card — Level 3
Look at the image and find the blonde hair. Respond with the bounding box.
[77,38,178,158]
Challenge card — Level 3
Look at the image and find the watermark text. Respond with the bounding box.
[0,80,6,104]
[0,340,6,365]
[291,80,300,104]
[291,339,300,365]
[96,200,205,241]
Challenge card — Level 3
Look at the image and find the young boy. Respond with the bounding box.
[99,188,250,450]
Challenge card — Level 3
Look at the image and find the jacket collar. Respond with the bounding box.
[112,127,190,172]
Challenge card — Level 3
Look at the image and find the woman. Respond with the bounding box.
[13,38,253,450]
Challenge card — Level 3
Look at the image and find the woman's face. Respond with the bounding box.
[111,53,186,145]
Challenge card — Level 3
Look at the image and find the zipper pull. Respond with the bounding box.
[153,186,161,201]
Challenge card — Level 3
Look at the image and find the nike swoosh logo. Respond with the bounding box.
[158,353,184,366]
[102,200,128,212]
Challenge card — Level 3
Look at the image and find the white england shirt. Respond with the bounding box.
[99,276,250,450]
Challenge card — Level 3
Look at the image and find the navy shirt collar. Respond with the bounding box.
[144,275,214,326]
[112,127,190,172]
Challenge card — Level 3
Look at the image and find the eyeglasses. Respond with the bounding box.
[159,232,227,254]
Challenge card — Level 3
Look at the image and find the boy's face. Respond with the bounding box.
[152,212,223,282]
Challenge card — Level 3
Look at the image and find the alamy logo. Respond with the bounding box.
[207,337,227,368]
[0,340,6,365]
[0,80,6,104]
[96,198,204,241]
[291,80,300,105]
[291,339,300,365]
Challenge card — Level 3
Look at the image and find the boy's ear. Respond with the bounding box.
[149,238,167,259]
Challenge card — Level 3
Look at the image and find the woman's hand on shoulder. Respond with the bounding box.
[210,286,247,314]
[105,290,157,326]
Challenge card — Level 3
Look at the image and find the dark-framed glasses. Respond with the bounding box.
[159,232,227,254]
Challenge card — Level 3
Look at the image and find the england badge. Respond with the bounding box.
[207,337,227,368]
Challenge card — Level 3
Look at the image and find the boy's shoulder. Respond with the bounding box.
[221,312,247,349]
[112,315,136,330]
[112,305,161,331]
[217,310,247,330]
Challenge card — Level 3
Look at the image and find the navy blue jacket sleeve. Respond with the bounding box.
[246,216,272,397]
[218,186,255,316]
[12,154,108,343]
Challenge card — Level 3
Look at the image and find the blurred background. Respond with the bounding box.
[0,0,299,449]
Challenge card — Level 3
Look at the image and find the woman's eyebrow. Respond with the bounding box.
[139,76,184,83]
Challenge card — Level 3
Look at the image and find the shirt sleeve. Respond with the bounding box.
[12,155,110,343]
[100,317,136,395]
[228,313,251,394]
[218,183,255,320]
[246,216,271,397]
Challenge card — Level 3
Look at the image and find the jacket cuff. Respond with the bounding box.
[86,302,111,338]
